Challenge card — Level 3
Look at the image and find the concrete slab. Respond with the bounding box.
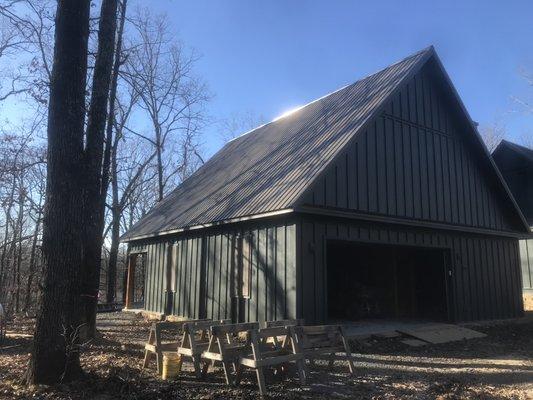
[397,324,486,344]
[374,331,401,339]
[401,338,427,347]
[340,320,486,345]
[341,319,432,338]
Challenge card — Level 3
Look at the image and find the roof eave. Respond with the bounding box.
[121,208,295,243]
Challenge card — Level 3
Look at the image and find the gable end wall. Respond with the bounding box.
[301,63,518,232]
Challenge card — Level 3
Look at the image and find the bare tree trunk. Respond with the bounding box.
[23,212,42,312]
[0,174,16,296]
[103,0,127,305]
[80,0,118,339]
[155,126,164,201]
[14,238,22,313]
[101,0,126,207]
[107,137,155,303]
[5,176,24,315]
[14,176,24,313]
[106,127,121,304]
[26,0,90,385]
[106,205,121,303]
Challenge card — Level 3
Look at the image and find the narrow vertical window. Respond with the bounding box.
[170,243,178,292]
[241,235,251,298]
[233,234,252,299]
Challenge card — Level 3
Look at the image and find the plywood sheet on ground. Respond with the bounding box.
[398,324,486,344]
[523,292,533,311]
[401,338,427,347]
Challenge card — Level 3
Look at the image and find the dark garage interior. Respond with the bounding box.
[327,240,449,322]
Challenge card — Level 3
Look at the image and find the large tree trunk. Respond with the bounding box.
[26,0,90,385]
[80,0,118,339]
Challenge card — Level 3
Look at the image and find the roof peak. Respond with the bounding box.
[228,46,435,143]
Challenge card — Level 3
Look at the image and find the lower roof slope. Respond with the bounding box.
[493,140,533,164]
[122,48,432,241]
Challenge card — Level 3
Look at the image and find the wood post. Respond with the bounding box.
[125,253,137,309]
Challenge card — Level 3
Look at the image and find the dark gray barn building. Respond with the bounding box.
[492,140,533,309]
[121,47,530,324]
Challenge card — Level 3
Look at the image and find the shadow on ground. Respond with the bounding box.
[0,312,532,399]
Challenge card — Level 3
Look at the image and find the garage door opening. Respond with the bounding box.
[327,240,450,322]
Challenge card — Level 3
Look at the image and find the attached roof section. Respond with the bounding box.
[493,139,533,165]
[122,47,530,241]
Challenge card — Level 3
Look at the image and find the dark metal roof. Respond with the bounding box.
[122,48,433,241]
[493,139,533,164]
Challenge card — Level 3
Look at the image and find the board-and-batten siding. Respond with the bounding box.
[504,171,533,226]
[129,240,167,314]
[129,220,297,321]
[297,216,523,324]
[203,224,297,322]
[493,144,533,227]
[301,64,517,232]
[172,236,203,318]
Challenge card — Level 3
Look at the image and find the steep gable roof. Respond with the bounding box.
[122,47,529,241]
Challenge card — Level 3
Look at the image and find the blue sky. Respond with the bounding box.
[149,0,533,155]
[2,1,531,155]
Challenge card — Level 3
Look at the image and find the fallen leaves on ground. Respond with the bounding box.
[1,313,532,399]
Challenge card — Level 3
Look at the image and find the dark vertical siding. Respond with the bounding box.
[302,64,517,232]
[492,143,533,297]
[129,218,297,322]
[129,240,168,314]
[297,215,523,324]
[493,146,533,226]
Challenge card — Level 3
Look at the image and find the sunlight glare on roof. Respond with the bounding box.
[272,105,304,121]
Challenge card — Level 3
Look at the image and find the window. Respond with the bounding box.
[166,243,178,293]
[233,234,252,299]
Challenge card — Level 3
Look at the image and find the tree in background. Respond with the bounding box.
[101,0,130,305]
[512,68,533,149]
[0,1,212,359]
[218,110,265,143]
[479,122,507,153]
[0,0,53,109]
[99,4,210,304]
[0,128,45,313]
[79,0,119,340]
[124,9,209,201]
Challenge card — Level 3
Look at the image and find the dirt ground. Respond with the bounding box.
[0,312,532,400]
